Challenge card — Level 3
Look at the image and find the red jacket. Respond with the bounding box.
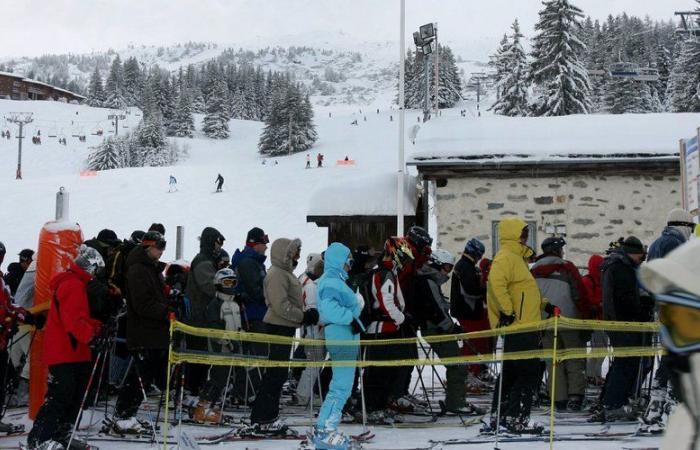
[582,255,604,319]
[44,263,102,366]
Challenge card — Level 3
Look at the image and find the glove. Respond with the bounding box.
[498,312,515,327]
[302,308,319,326]
[544,303,561,318]
[23,312,46,330]
[89,325,109,351]
[351,319,364,335]
[355,292,365,311]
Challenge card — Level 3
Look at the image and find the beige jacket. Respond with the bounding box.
[263,238,305,328]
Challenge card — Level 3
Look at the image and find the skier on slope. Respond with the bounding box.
[169,175,178,192]
[215,173,224,192]
[312,242,364,450]
[637,238,700,449]
[296,253,326,406]
[486,217,558,433]
[27,245,103,450]
[639,208,695,433]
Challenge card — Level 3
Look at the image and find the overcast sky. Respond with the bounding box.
[2,0,692,58]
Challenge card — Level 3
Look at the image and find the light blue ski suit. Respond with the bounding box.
[315,242,363,431]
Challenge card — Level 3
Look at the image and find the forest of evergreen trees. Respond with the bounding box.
[488,0,694,116]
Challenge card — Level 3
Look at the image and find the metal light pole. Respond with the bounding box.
[397,0,406,236]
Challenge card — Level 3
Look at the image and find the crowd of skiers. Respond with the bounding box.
[1,206,700,449]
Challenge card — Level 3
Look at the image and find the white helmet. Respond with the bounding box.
[430,248,455,268]
[214,268,238,296]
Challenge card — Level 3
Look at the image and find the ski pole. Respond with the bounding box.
[494,333,506,450]
[133,354,160,446]
[87,334,113,430]
[359,347,368,433]
[67,349,104,450]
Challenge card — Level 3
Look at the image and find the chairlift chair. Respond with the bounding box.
[609,62,640,78]
[635,67,659,82]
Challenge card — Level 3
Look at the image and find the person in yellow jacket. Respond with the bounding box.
[486,217,557,433]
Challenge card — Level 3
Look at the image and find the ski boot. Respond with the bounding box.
[25,440,66,450]
[191,401,223,424]
[505,417,545,435]
[241,419,298,438]
[103,416,150,436]
[566,395,584,412]
[312,428,361,450]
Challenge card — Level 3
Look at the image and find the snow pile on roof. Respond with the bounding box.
[410,113,700,163]
[308,173,418,217]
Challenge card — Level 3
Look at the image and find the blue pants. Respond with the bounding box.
[316,325,359,431]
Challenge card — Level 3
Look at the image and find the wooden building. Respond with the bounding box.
[0,72,85,103]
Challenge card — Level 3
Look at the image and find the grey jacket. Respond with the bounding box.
[531,255,580,319]
[263,238,305,328]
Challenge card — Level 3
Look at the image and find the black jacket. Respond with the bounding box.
[3,262,25,296]
[413,269,454,331]
[125,245,169,350]
[235,247,267,322]
[449,255,486,321]
[601,249,641,322]
[186,227,223,326]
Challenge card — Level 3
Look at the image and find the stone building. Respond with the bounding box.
[408,113,700,267]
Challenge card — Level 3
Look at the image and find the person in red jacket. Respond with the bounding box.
[27,245,104,450]
[582,254,606,385]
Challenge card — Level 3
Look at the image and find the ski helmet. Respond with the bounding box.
[464,239,485,258]
[214,268,238,296]
[384,237,414,270]
[130,230,146,245]
[406,226,433,249]
[429,249,455,271]
[142,231,166,250]
[541,237,566,255]
[75,244,105,275]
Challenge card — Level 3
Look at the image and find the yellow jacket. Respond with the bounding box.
[487,217,543,329]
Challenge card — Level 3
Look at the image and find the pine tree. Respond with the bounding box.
[87,66,105,107]
[530,0,591,116]
[435,46,462,108]
[104,55,126,109]
[489,34,510,101]
[490,19,529,116]
[87,137,125,170]
[605,78,646,113]
[122,56,142,107]
[202,79,230,139]
[258,84,317,156]
[168,91,195,137]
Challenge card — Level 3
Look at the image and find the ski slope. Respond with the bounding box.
[0,99,669,449]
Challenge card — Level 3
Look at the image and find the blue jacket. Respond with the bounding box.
[232,246,268,322]
[647,227,687,262]
[318,243,362,329]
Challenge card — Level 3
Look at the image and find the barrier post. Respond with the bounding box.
[549,315,559,450]
[163,315,176,450]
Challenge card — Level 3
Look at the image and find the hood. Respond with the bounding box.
[270,238,302,272]
[199,227,224,257]
[417,264,449,285]
[600,248,636,273]
[305,252,324,277]
[587,254,604,282]
[322,242,351,282]
[498,217,532,258]
[531,255,566,278]
[663,226,690,243]
[49,263,92,291]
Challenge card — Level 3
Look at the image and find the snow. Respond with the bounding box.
[308,173,418,217]
[0,99,669,450]
[42,221,81,233]
[410,112,700,162]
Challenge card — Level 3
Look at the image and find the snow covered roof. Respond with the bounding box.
[409,113,700,164]
[307,173,418,217]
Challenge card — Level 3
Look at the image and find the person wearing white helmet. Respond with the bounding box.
[639,238,700,449]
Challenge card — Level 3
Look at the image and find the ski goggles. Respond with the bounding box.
[667,221,696,233]
[220,277,238,289]
[655,290,700,353]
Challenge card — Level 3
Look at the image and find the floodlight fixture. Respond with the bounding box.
[413,32,424,47]
[419,23,435,41]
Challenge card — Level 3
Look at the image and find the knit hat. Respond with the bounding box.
[622,236,645,255]
[640,239,700,297]
[75,244,105,275]
[148,223,166,235]
[305,252,324,276]
[18,249,34,263]
[97,229,120,246]
[246,227,269,245]
[667,208,694,225]
[142,231,166,249]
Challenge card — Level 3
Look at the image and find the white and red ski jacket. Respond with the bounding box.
[367,262,405,334]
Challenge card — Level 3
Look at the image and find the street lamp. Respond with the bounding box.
[414,22,437,122]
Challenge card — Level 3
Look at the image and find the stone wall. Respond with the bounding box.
[433,173,681,268]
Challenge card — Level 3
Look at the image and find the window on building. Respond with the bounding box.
[491,220,537,256]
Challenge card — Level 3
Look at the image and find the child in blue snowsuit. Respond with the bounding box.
[314,242,364,449]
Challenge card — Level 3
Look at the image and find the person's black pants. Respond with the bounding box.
[603,332,642,409]
[29,362,92,446]
[491,332,541,423]
[115,349,167,418]
[250,323,295,424]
